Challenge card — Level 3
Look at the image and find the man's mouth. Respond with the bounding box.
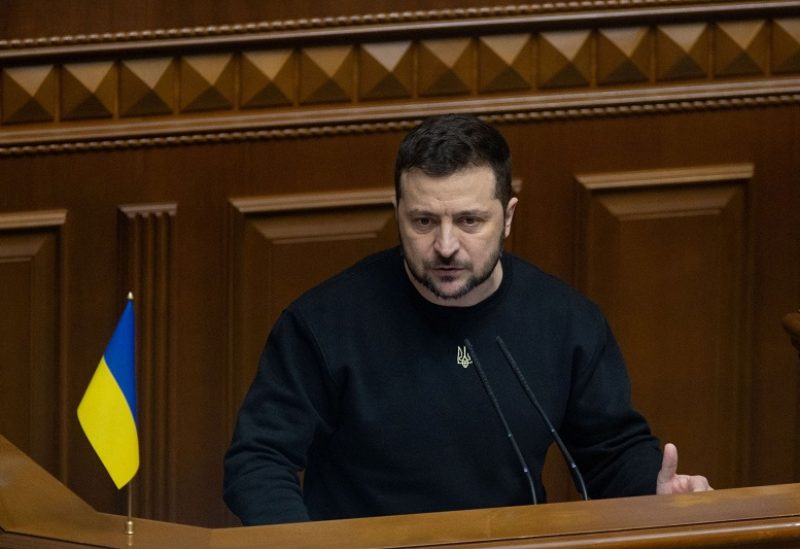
[431,266,464,279]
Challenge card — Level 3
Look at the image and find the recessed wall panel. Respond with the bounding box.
[576,165,753,489]
[0,210,66,477]
[226,189,397,430]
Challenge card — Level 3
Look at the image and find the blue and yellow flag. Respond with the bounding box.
[77,295,139,489]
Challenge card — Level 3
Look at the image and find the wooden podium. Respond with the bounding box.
[2,435,800,549]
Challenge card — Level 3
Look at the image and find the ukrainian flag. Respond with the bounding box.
[77,295,139,489]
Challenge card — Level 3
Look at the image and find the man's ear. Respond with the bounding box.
[503,197,519,238]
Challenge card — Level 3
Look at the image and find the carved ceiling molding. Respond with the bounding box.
[0,2,727,48]
[2,3,798,156]
[0,0,789,52]
[1,79,797,157]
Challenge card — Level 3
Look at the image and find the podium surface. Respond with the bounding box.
[2,434,800,548]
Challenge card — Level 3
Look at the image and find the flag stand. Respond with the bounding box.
[125,481,134,536]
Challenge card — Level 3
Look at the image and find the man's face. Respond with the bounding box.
[396,165,517,307]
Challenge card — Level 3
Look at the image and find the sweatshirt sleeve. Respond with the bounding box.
[561,313,662,499]
[223,308,338,525]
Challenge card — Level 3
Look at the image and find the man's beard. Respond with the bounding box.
[403,235,504,301]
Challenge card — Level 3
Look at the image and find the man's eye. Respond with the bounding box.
[414,218,432,227]
[459,217,480,227]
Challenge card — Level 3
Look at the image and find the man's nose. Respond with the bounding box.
[434,222,459,258]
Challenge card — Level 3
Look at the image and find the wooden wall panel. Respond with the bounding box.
[0,210,66,478]
[226,190,397,429]
[576,165,752,489]
[119,203,178,521]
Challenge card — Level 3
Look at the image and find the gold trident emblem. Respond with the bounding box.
[457,346,473,369]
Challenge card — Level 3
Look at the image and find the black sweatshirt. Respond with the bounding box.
[224,247,661,524]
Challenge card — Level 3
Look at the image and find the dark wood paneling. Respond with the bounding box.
[1,0,551,41]
[0,210,66,478]
[2,6,799,155]
[0,0,799,529]
[576,165,752,489]
[226,190,397,430]
[785,311,800,360]
[119,203,178,521]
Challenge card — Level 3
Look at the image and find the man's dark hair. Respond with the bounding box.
[394,113,512,207]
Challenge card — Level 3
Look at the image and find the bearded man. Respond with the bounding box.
[224,114,710,525]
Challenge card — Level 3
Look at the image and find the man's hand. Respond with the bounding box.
[656,443,712,494]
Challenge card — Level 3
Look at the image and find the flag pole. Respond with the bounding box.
[126,291,135,537]
[125,480,134,535]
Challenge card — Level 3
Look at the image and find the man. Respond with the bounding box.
[224,114,710,525]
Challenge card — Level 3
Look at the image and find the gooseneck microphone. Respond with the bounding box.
[496,336,590,501]
[463,338,538,505]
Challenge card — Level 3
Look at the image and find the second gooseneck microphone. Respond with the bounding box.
[496,336,589,501]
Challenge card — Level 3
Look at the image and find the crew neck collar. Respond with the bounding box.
[396,247,512,321]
